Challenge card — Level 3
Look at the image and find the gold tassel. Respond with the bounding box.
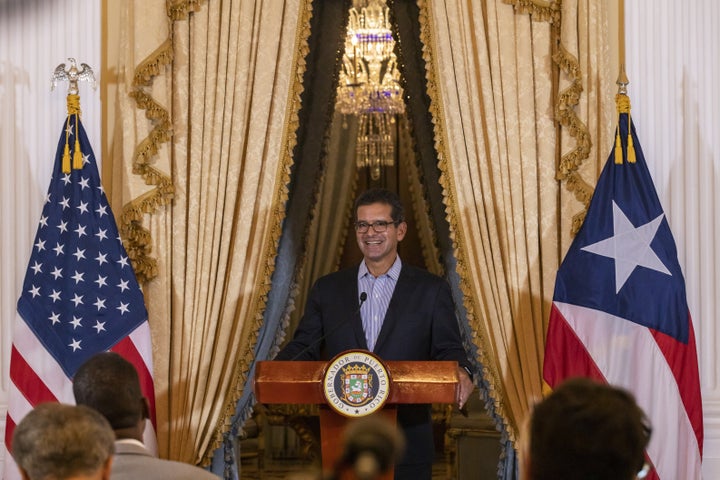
[62,142,71,173]
[73,138,83,169]
[64,95,83,172]
[62,116,71,173]
[72,114,83,169]
[67,94,81,115]
[615,94,633,164]
[627,113,636,163]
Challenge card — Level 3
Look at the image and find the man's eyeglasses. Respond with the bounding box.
[354,220,399,233]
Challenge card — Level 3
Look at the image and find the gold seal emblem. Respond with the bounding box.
[323,350,391,417]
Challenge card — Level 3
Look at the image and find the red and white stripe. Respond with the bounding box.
[544,301,703,480]
[3,317,157,479]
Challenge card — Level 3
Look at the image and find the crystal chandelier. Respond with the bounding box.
[336,0,405,180]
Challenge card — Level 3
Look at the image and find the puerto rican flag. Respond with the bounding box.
[544,101,703,480]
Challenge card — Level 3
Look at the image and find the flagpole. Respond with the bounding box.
[616,0,629,94]
[614,0,636,163]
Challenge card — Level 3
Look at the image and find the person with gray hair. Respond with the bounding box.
[12,402,115,480]
[72,351,218,479]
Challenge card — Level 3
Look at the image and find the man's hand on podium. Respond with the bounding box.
[456,366,474,412]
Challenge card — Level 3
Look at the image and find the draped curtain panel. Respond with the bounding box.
[398,116,445,277]
[111,0,306,466]
[258,0,351,367]
[422,0,614,442]
[283,113,360,340]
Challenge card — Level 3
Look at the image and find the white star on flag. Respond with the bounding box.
[581,200,671,293]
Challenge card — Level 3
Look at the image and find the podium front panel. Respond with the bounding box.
[255,361,325,404]
[255,360,458,405]
[385,360,458,404]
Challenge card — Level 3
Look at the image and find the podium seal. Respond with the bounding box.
[322,350,391,417]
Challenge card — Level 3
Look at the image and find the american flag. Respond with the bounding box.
[3,106,157,478]
[544,98,703,479]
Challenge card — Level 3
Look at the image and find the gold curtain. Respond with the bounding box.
[111,0,309,465]
[421,0,614,443]
[110,0,177,456]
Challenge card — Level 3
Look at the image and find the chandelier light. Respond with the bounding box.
[336,0,405,180]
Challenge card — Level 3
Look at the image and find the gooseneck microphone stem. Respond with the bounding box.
[289,292,367,361]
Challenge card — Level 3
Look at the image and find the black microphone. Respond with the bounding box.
[289,292,368,361]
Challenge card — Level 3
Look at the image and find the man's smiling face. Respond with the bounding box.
[355,202,406,272]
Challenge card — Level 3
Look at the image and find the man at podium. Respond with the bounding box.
[275,188,475,480]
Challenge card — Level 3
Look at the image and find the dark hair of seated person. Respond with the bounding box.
[526,377,652,480]
[73,351,146,434]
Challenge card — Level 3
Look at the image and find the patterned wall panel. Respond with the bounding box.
[0,0,101,473]
[626,1,720,477]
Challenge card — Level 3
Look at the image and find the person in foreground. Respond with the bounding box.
[520,377,652,480]
[329,415,406,480]
[12,402,115,480]
[72,352,219,479]
[275,188,474,479]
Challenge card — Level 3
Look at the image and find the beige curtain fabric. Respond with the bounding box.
[112,0,308,465]
[110,0,177,456]
[422,0,614,443]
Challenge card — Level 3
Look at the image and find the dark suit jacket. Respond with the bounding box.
[276,264,472,469]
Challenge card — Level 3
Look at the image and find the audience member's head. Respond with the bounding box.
[329,415,405,480]
[521,377,652,480]
[73,351,149,440]
[12,402,115,480]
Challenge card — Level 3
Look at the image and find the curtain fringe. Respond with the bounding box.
[120,1,206,284]
[503,0,560,23]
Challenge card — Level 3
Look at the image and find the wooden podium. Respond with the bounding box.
[255,353,459,479]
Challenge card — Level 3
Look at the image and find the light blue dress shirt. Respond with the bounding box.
[357,256,402,351]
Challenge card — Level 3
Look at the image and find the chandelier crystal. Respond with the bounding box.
[336,0,405,180]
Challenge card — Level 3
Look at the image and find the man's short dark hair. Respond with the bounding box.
[528,377,651,480]
[12,402,115,480]
[354,188,405,223]
[73,351,144,430]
